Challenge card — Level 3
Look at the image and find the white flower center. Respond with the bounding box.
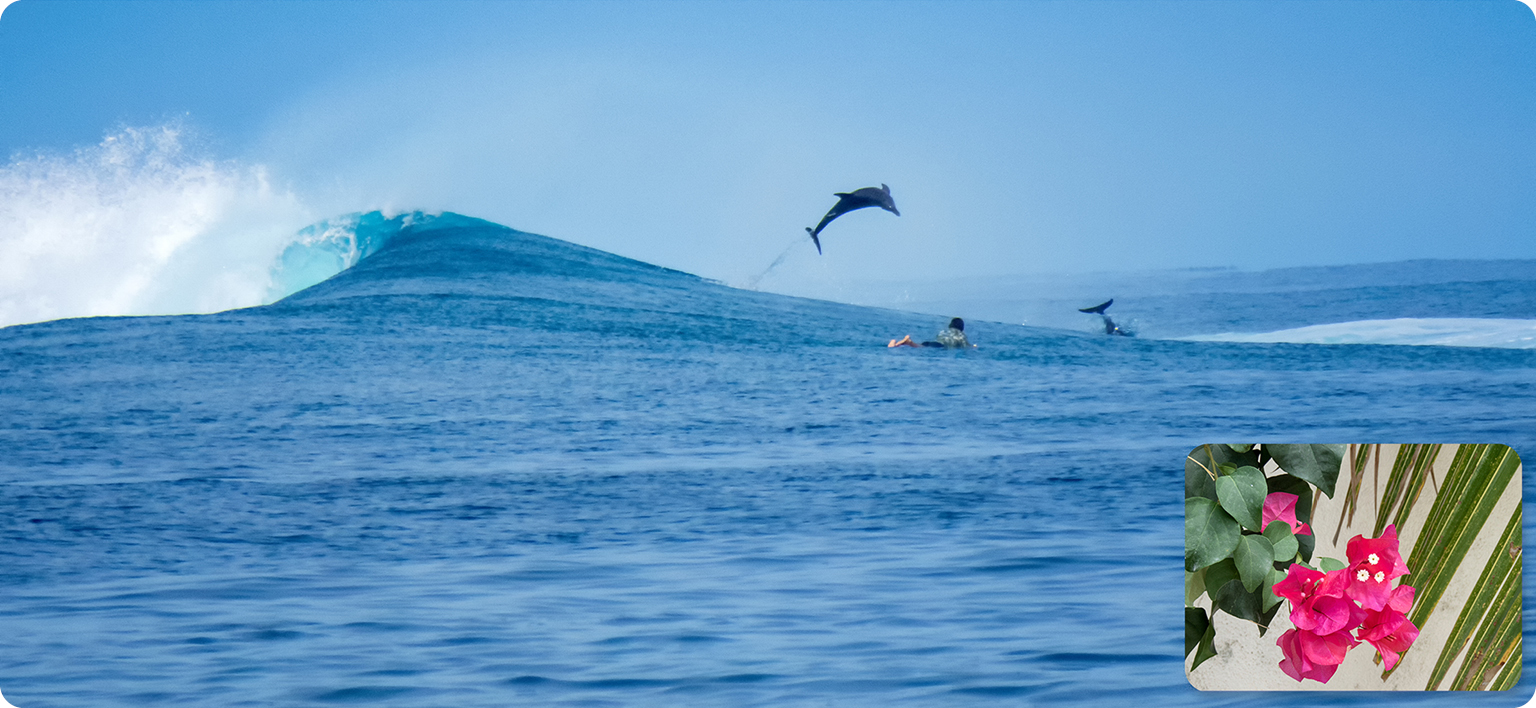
[1374,571,1386,583]
[1368,553,1380,565]
[1356,569,1370,582]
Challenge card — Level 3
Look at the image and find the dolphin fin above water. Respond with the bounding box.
[1079,299,1133,336]
[805,184,899,254]
[1079,299,1113,315]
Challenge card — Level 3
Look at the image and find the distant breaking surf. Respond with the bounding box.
[1182,318,1536,349]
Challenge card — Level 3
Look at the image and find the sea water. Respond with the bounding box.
[2,213,1532,706]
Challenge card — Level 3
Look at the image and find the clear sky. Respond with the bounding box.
[1,0,1533,323]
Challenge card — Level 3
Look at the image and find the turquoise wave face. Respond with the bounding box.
[264,211,434,304]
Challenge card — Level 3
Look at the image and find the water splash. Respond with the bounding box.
[0,122,314,328]
[742,234,809,291]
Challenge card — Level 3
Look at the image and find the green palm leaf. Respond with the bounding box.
[1424,507,1521,688]
[1372,443,1522,689]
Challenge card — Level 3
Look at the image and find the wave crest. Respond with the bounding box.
[0,122,314,328]
[264,211,438,303]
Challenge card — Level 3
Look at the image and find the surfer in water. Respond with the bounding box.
[889,317,974,349]
[1080,299,1132,337]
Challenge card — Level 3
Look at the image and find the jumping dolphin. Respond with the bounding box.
[805,184,899,254]
[1079,299,1131,336]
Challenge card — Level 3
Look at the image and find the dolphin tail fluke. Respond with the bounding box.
[1079,299,1113,314]
[806,227,822,254]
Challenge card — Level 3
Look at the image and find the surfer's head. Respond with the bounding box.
[950,318,964,331]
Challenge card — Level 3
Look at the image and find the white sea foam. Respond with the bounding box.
[0,122,316,328]
[1184,318,1536,349]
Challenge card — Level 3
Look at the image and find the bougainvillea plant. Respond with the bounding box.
[1271,525,1418,682]
[1185,444,1419,683]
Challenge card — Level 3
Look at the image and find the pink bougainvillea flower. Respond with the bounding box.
[1277,629,1351,678]
[1346,524,1409,576]
[1262,492,1313,536]
[1297,625,1360,667]
[1271,564,1325,604]
[1286,569,1359,635]
[1272,564,1346,602]
[1384,584,1415,614]
[1294,590,1363,636]
[1345,525,1411,611]
[1356,608,1406,643]
[1357,608,1420,671]
[1356,584,1419,671]
[1278,629,1342,683]
[1273,566,1360,632]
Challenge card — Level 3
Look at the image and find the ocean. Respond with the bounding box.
[2,212,1532,706]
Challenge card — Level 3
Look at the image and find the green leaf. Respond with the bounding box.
[1234,534,1275,592]
[1185,607,1210,657]
[1265,444,1345,497]
[1186,444,1259,501]
[1318,557,1347,572]
[1427,506,1522,689]
[1215,466,1267,532]
[1203,558,1240,599]
[1406,444,1521,657]
[1204,558,1264,624]
[1383,444,1441,535]
[1449,568,1520,689]
[1185,448,1218,501]
[1261,567,1286,611]
[1414,447,1523,687]
[1491,653,1521,691]
[1191,616,1218,672]
[1185,497,1241,571]
[1227,444,1252,453]
[1256,601,1283,637]
[1213,577,1264,624]
[1263,521,1298,561]
[1186,567,1207,606]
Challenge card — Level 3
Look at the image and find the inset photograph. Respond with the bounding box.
[1185,444,1522,690]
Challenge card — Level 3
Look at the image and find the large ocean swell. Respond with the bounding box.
[1,213,1533,706]
[5,121,1534,350]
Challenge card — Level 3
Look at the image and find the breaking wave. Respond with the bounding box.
[263,211,435,302]
[1183,318,1536,349]
[0,122,315,328]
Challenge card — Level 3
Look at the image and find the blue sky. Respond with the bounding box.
[1,0,1533,321]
